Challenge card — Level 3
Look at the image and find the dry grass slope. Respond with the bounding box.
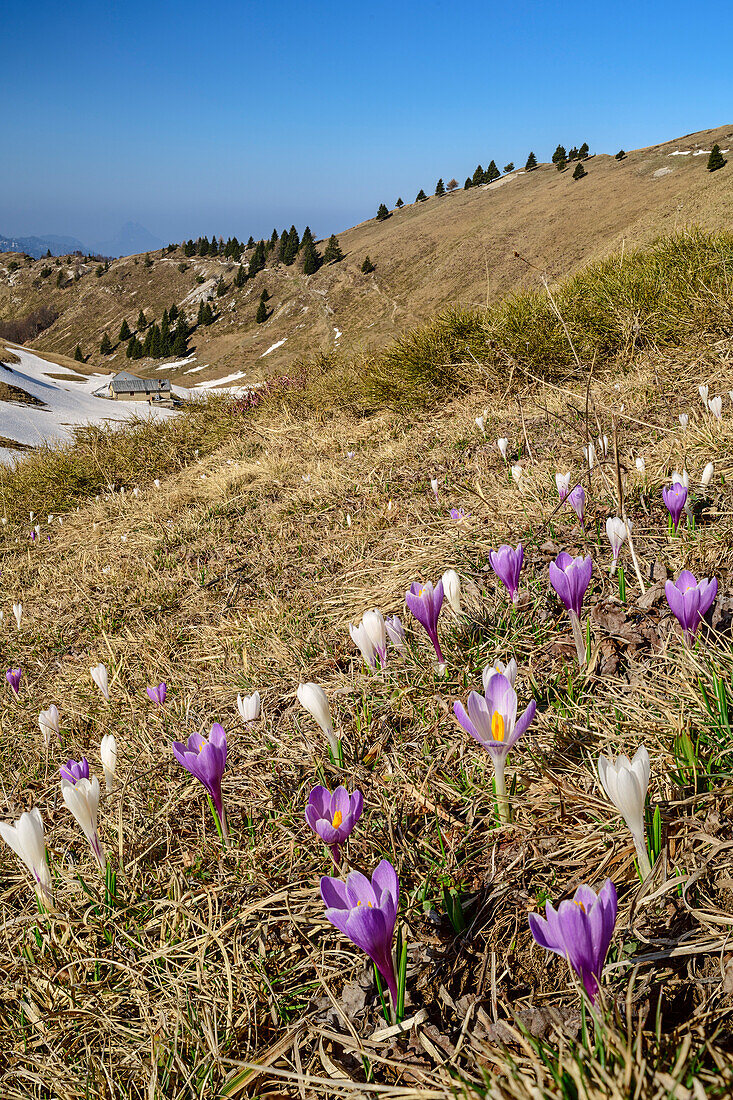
[0,231,733,1097]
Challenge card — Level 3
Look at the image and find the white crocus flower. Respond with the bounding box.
[511,464,523,485]
[100,734,117,792]
[0,808,52,903]
[497,438,509,460]
[482,658,518,691]
[598,434,609,457]
[62,775,105,868]
[297,683,338,756]
[441,569,462,615]
[635,457,645,476]
[90,663,110,701]
[38,705,60,747]
[699,384,709,405]
[475,416,486,434]
[671,468,689,488]
[362,609,388,664]
[679,414,689,429]
[708,396,722,420]
[153,478,161,488]
[12,602,22,630]
[583,443,596,469]
[350,621,377,668]
[605,516,630,573]
[237,691,261,724]
[701,462,715,488]
[555,472,571,500]
[430,478,439,501]
[597,745,651,877]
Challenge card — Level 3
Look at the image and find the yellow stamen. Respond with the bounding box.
[491,711,505,742]
[332,810,343,829]
[356,899,373,907]
[574,900,586,913]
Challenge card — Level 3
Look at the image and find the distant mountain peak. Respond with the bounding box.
[94,222,164,259]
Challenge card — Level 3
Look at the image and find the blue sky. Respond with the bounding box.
[4,0,731,246]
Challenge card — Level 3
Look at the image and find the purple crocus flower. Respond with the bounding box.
[549,552,593,618]
[454,671,536,821]
[6,668,21,695]
[662,483,687,531]
[665,570,718,645]
[59,757,90,785]
[305,785,363,866]
[489,543,523,604]
[172,723,228,839]
[405,579,445,664]
[321,859,400,1007]
[450,507,469,525]
[528,879,618,1004]
[567,485,585,524]
[147,682,167,706]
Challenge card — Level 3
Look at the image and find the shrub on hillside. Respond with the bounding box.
[707,144,727,172]
[361,255,375,274]
[573,162,587,180]
[376,203,391,221]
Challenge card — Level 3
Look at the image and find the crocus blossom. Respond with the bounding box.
[305,785,363,865]
[62,775,105,868]
[701,462,715,488]
[146,682,167,706]
[172,723,228,839]
[555,472,571,501]
[528,879,618,1004]
[100,734,117,793]
[430,478,439,502]
[38,705,60,747]
[662,483,687,531]
[454,671,536,821]
[679,414,689,429]
[297,683,339,757]
[567,485,585,524]
[635,457,645,476]
[59,757,90,784]
[91,663,110,701]
[6,668,21,696]
[708,396,722,420]
[497,438,508,459]
[482,658,517,691]
[598,745,651,877]
[237,691,261,724]
[511,464,523,485]
[549,552,593,665]
[475,416,486,434]
[0,808,52,904]
[489,544,523,604]
[583,443,596,469]
[442,569,462,615]
[385,615,405,651]
[699,384,709,405]
[12,601,22,630]
[321,860,400,1008]
[405,579,445,664]
[665,570,718,645]
[605,517,630,573]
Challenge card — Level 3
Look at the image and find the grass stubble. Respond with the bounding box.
[1,231,733,1098]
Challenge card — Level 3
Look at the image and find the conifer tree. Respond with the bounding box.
[144,253,153,268]
[198,237,210,256]
[169,303,178,322]
[472,164,484,186]
[126,336,136,359]
[184,239,195,256]
[204,303,214,325]
[395,197,404,208]
[256,298,268,323]
[361,255,375,274]
[172,325,188,358]
[148,324,161,358]
[74,345,84,362]
[137,309,147,331]
[260,288,270,302]
[578,142,589,159]
[300,226,315,249]
[707,144,727,172]
[216,276,227,297]
[249,241,266,277]
[268,228,278,250]
[556,156,567,172]
[435,178,445,196]
[323,234,344,263]
[197,300,206,326]
[209,236,218,256]
[447,178,459,191]
[247,235,255,249]
[464,177,472,189]
[415,189,427,202]
[376,203,390,221]
[503,163,515,174]
[100,333,112,355]
[572,161,587,180]
[615,150,626,160]
[119,319,131,342]
[485,160,500,182]
[161,308,169,330]
[235,264,246,287]
[285,225,300,264]
[301,236,321,274]
[552,145,567,165]
[567,147,578,161]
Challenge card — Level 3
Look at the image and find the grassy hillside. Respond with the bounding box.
[1,230,733,1097]
[0,125,731,390]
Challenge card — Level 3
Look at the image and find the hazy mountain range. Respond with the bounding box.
[0,221,164,259]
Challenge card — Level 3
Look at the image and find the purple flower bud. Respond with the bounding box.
[321,860,400,1007]
[662,483,687,531]
[6,668,21,695]
[405,579,445,663]
[489,543,523,603]
[305,785,363,865]
[549,552,593,617]
[567,485,585,523]
[529,879,618,1003]
[172,723,228,838]
[59,757,90,785]
[146,682,167,706]
[665,570,717,645]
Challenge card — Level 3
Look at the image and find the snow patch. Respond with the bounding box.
[260,339,287,358]
[191,370,247,389]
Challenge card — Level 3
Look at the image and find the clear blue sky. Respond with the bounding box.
[4,0,731,247]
